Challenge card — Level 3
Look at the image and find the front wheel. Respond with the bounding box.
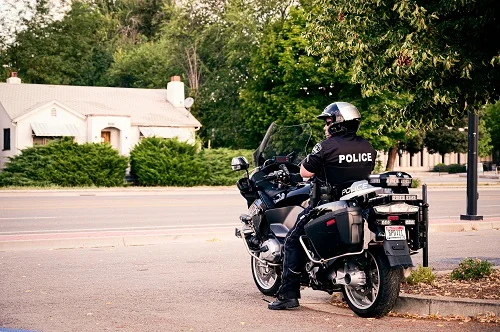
[251,256,281,296]
[342,249,402,318]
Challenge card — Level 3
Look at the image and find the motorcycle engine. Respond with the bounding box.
[259,239,282,263]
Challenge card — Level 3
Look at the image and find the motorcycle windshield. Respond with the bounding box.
[253,122,313,167]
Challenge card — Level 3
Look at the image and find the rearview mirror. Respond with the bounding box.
[231,156,249,171]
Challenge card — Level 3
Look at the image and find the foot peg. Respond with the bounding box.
[240,214,252,224]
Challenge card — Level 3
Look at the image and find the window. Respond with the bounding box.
[33,136,63,146]
[3,128,10,150]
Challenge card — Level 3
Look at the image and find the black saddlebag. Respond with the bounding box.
[304,203,363,259]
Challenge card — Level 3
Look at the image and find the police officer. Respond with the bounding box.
[268,101,377,310]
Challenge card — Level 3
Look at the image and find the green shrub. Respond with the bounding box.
[130,137,208,186]
[199,148,254,186]
[450,258,493,281]
[432,163,448,172]
[431,163,466,174]
[130,139,254,187]
[0,138,128,187]
[447,164,466,174]
[405,264,436,285]
[373,158,384,174]
[410,177,421,188]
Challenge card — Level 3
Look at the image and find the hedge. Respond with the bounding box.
[0,137,255,187]
[0,138,128,187]
[130,137,207,186]
[432,163,466,173]
[198,148,254,186]
[130,137,254,186]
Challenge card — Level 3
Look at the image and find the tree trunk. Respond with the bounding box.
[385,145,398,171]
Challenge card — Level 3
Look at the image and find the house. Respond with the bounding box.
[0,73,201,169]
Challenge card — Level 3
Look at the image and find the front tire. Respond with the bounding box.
[251,256,281,296]
[342,249,402,318]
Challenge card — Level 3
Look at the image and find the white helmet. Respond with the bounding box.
[317,102,361,135]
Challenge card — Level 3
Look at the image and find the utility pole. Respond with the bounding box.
[460,110,483,221]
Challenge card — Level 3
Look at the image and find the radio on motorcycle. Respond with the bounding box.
[368,171,413,189]
[232,122,428,318]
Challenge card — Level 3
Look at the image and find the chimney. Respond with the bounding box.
[166,76,185,107]
[7,72,21,84]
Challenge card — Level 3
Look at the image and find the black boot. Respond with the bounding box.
[268,298,299,310]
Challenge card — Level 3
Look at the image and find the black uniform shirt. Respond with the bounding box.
[302,132,377,186]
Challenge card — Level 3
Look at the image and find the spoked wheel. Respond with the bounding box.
[342,249,402,318]
[251,256,281,296]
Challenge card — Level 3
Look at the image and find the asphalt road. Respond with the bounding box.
[0,187,499,236]
[1,188,499,331]
[1,238,499,332]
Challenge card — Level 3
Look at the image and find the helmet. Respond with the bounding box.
[317,102,361,135]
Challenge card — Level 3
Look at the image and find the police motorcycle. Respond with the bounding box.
[232,122,428,318]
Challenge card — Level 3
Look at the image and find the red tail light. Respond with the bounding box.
[388,215,399,221]
[326,218,336,226]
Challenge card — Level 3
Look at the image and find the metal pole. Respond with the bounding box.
[460,110,483,221]
[422,184,429,267]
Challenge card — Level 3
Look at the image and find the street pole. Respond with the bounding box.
[422,184,429,267]
[460,110,483,221]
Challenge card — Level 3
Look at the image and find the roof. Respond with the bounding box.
[0,83,201,128]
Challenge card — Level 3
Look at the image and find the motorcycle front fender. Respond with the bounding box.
[382,240,413,268]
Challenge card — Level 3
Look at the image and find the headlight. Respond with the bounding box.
[373,203,419,214]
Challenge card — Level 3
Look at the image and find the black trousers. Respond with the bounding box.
[277,205,312,299]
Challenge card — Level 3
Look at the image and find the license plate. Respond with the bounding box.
[385,226,406,240]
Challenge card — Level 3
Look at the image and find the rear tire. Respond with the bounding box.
[342,249,402,318]
[251,256,281,296]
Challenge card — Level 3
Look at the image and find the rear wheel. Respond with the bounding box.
[342,249,402,318]
[251,256,281,295]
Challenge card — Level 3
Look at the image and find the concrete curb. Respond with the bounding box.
[330,293,500,318]
[429,221,500,233]
[393,294,500,317]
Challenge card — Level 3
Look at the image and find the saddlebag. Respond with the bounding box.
[304,201,363,259]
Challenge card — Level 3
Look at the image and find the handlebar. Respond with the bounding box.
[279,164,290,176]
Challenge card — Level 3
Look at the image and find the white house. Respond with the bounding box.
[0,74,201,169]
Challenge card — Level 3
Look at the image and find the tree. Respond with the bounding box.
[155,0,297,148]
[240,5,418,171]
[399,131,424,167]
[3,0,116,86]
[423,126,467,163]
[92,0,172,42]
[240,6,354,147]
[0,0,69,79]
[305,0,500,128]
[482,101,500,162]
[104,39,177,88]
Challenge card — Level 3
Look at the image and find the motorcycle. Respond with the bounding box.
[231,122,428,317]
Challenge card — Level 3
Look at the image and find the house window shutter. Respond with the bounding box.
[3,128,10,150]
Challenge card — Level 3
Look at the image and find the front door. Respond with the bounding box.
[101,131,111,144]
